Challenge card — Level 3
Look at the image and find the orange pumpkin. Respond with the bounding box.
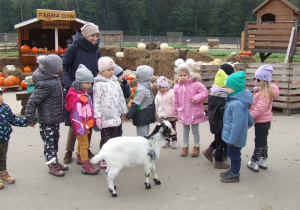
[24,66,32,72]
[20,80,27,90]
[21,45,30,54]
[8,75,20,85]
[0,72,4,77]
[31,47,39,53]
[59,49,65,54]
[0,77,5,86]
[3,78,13,86]
[40,49,45,53]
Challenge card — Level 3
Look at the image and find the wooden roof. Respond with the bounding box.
[14,18,87,29]
[253,0,300,15]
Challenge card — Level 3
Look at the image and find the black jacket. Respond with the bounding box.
[208,94,226,134]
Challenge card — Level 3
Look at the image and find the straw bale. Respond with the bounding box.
[99,45,121,57]
[0,57,20,70]
[225,55,256,63]
[186,51,214,62]
[118,58,137,71]
[150,50,180,62]
[3,67,22,79]
[123,48,150,59]
[154,61,175,80]
[136,58,151,67]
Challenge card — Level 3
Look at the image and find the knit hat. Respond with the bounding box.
[254,64,274,82]
[37,54,62,75]
[225,71,246,94]
[114,65,124,78]
[0,87,3,95]
[81,22,100,38]
[220,63,235,76]
[98,56,115,72]
[75,64,94,82]
[157,76,169,89]
[214,69,228,87]
[177,62,191,77]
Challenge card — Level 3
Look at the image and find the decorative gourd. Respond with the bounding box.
[160,43,168,50]
[31,47,39,53]
[3,78,13,86]
[199,45,209,54]
[21,45,30,54]
[0,77,5,86]
[137,43,146,49]
[24,66,32,72]
[20,80,27,90]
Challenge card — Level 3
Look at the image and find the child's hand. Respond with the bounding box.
[190,98,195,103]
[122,114,128,121]
[96,118,102,130]
[28,124,35,127]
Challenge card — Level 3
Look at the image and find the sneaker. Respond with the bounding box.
[171,141,178,149]
[57,162,69,171]
[162,141,170,148]
[99,159,107,169]
[63,151,72,164]
[48,164,65,177]
[247,160,259,172]
[220,169,231,178]
[0,171,15,184]
[220,171,239,183]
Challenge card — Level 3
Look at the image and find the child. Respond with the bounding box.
[0,87,27,189]
[202,63,235,169]
[65,64,100,175]
[126,65,156,136]
[26,55,68,177]
[114,64,130,137]
[247,64,279,172]
[93,57,128,168]
[155,76,178,149]
[220,71,254,183]
[173,59,208,157]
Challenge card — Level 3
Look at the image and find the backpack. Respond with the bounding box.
[208,99,226,134]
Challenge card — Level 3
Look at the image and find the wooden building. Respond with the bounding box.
[243,0,300,62]
[14,9,87,70]
[100,30,123,45]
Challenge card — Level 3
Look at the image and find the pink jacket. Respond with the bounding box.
[173,77,208,125]
[155,88,176,119]
[250,83,279,123]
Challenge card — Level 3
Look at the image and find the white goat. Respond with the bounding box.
[90,120,176,197]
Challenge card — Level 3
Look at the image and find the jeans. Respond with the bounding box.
[136,125,150,137]
[228,145,242,175]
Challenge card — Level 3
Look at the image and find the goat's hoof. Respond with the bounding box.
[153,179,161,185]
[109,188,118,197]
[114,185,117,189]
[144,182,151,189]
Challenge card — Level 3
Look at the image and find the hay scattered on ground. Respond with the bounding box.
[225,55,256,63]
[100,45,121,57]
[123,48,150,59]
[150,50,180,62]
[186,51,214,62]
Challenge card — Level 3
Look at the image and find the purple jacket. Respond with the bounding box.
[173,77,208,125]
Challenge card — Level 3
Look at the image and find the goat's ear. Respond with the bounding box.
[158,120,165,126]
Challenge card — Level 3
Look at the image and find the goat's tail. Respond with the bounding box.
[90,152,103,164]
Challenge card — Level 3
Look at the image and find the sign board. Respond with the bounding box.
[42,21,70,29]
[37,9,76,21]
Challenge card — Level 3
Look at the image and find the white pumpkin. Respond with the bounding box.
[116,52,124,58]
[137,43,146,49]
[199,45,209,54]
[160,43,168,50]
[214,59,222,63]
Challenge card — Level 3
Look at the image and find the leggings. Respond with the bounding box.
[183,123,200,146]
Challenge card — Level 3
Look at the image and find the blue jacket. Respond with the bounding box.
[222,89,254,148]
[62,32,101,89]
[0,103,27,142]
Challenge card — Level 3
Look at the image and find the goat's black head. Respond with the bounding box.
[159,120,177,138]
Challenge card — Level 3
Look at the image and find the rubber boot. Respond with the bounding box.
[247,160,259,172]
[214,161,230,169]
[258,157,268,169]
[76,152,81,165]
[181,147,188,157]
[191,147,200,157]
[81,160,100,175]
[202,146,214,162]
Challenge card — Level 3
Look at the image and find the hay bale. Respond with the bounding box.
[118,58,137,71]
[136,58,151,67]
[186,51,214,62]
[123,48,150,59]
[0,57,20,71]
[99,45,121,57]
[224,55,256,63]
[150,50,180,62]
[154,61,175,80]
[3,67,22,79]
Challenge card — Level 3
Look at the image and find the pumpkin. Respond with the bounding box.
[116,52,124,58]
[160,43,168,50]
[8,75,20,85]
[3,78,13,86]
[31,47,39,53]
[0,77,5,86]
[0,72,4,77]
[40,49,45,53]
[199,45,209,54]
[24,66,32,72]
[246,50,252,56]
[238,51,243,55]
[21,45,30,54]
[59,49,65,54]
[137,43,146,49]
[20,80,27,90]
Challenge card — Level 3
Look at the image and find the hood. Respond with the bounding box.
[177,76,194,85]
[73,31,100,53]
[94,74,118,83]
[32,67,59,84]
[227,89,253,108]
[65,87,88,111]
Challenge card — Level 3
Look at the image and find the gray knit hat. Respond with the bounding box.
[76,64,94,82]
[37,54,62,75]
[81,22,100,38]
[114,65,124,78]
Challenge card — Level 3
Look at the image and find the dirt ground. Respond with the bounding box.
[1,90,300,210]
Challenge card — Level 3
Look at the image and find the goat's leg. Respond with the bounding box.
[144,164,152,189]
[106,167,121,197]
[151,164,161,185]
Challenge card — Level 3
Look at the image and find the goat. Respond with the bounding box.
[90,120,177,197]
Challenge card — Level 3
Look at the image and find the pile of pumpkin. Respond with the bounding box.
[0,72,27,90]
[21,45,67,54]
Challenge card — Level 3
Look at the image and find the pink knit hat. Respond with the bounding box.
[98,56,115,72]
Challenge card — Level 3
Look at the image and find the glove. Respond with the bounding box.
[121,77,128,85]
[96,118,102,130]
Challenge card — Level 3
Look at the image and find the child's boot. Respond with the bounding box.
[214,161,230,169]
[57,162,69,171]
[76,152,81,165]
[162,140,170,148]
[258,157,268,169]
[0,171,15,183]
[202,146,214,162]
[171,141,178,149]
[181,147,189,157]
[220,170,239,183]
[81,160,100,175]
[247,160,259,172]
[0,182,4,189]
[191,146,200,157]
[48,164,65,177]
[63,151,72,164]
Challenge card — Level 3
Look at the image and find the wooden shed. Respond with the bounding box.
[14,9,87,71]
[100,30,123,45]
[243,0,300,62]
